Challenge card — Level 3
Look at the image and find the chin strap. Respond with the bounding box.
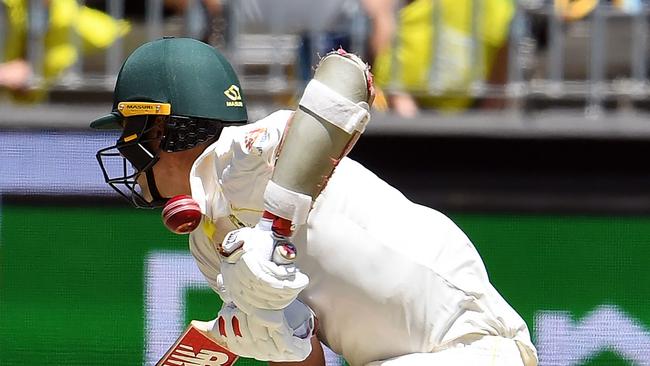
[142,168,167,208]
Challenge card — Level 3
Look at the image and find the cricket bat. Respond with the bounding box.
[156,321,239,366]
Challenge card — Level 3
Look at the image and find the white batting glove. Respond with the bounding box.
[211,300,315,362]
[218,224,309,313]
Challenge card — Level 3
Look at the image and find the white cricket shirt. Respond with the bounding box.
[187,110,537,366]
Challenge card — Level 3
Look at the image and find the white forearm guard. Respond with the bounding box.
[299,78,371,134]
[264,50,374,227]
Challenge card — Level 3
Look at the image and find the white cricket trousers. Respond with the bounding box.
[365,335,529,366]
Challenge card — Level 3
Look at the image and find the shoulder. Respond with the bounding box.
[250,109,292,130]
[210,110,289,152]
[217,110,291,146]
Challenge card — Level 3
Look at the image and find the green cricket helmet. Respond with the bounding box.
[92,37,248,208]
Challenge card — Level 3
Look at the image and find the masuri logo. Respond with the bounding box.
[224,85,243,107]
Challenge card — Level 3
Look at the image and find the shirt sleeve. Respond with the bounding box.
[219,110,291,213]
[188,228,224,295]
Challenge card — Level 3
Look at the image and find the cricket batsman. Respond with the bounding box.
[90,37,538,366]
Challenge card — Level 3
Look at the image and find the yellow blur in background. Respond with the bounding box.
[1,0,129,101]
[372,0,513,111]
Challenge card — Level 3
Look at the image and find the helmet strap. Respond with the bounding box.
[144,167,167,207]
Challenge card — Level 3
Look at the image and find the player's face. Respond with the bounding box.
[141,145,204,199]
[96,116,166,208]
[97,115,210,207]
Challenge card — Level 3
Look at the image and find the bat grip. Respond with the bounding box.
[262,210,293,237]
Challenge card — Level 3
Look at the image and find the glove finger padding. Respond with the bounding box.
[237,252,308,293]
[216,303,273,359]
[219,227,309,311]
[213,301,314,362]
[225,256,309,312]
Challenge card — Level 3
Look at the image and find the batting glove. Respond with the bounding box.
[212,300,315,362]
[218,224,309,313]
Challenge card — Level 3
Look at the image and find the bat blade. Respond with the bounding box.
[156,324,239,366]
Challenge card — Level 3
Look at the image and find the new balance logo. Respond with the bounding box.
[162,344,230,366]
[157,326,238,366]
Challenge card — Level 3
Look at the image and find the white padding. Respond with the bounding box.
[299,79,370,134]
[264,180,313,225]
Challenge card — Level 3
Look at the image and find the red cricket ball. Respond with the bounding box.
[162,195,202,234]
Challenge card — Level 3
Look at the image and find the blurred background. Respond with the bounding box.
[2,0,650,365]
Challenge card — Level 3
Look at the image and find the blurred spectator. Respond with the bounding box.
[162,0,223,44]
[235,0,360,37]
[370,0,514,117]
[0,0,129,101]
[554,0,641,19]
[554,0,598,20]
[233,0,367,79]
[230,0,395,112]
[163,0,222,17]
